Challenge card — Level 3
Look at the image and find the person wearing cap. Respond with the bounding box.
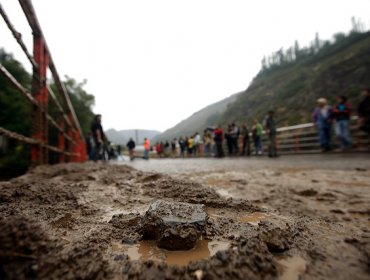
[312,98,333,152]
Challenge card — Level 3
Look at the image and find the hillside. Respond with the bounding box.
[152,92,240,142]
[153,31,370,141]
[219,31,370,126]
[105,129,161,145]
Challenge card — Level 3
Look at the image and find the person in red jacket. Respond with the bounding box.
[213,125,224,158]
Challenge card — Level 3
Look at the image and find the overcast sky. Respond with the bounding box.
[1,0,370,132]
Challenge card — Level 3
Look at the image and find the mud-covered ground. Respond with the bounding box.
[0,154,369,279]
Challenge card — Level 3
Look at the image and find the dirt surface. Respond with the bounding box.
[0,155,369,279]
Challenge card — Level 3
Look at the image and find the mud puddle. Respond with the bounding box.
[207,207,272,226]
[112,239,230,266]
[239,212,270,226]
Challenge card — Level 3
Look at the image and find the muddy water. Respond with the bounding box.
[239,212,270,226]
[112,239,230,266]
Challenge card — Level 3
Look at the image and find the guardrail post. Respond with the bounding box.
[67,114,74,162]
[31,34,48,165]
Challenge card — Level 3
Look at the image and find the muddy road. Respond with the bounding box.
[0,154,369,279]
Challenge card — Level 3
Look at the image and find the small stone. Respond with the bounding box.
[140,200,207,250]
[216,251,229,263]
[122,237,135,245]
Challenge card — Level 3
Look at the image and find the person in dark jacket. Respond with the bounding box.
[358,88,370,135]
[90,114,106,161]
[333,96,352,150]
[264,110,278,157]
[126,138,136,160]
[213,125,225,158]
[240,124,251,156]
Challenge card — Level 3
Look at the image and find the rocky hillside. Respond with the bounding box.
[155,30,370,141]
[219,31,370,127]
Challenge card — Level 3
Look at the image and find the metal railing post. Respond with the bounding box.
[31,34,47,165]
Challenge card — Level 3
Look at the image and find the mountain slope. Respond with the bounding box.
[153,92,240,142]
[105,129,161,145]
[219,31,370,126]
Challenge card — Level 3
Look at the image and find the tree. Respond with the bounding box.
[261,56,267,71]
[0,48,32,177]
[294,40,300,59]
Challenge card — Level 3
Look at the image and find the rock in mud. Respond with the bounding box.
[140,200,207,250]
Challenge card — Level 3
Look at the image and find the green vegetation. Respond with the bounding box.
[156,24,370,141]
[220,29,370,127]
[0,48,95,177]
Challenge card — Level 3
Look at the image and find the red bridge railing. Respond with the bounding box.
[0,0,87,165]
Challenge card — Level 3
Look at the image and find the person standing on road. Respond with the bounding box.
[171,138,177,158]
[143,138,150,160]
[213,125,225,158]
[230,123,240,155]
[91,114,106,162]
[333,96,352,150]
[126,138,136,161]
[358,88,370,138]
[252,119,263,155]
[179,136,186,158]
[203,130,212,157]
[193,132,200,157]
[312,98,333,152]
[187,136,194,157]
[241,123,251,156]
[264,111,278,157]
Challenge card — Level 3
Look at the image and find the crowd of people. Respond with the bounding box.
[312,88,370,152]
[152,110,278,159]
[88,88,370,161]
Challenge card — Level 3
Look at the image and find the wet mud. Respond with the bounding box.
[0,160,369,279]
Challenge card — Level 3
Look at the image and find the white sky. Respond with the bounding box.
[1,0,370,132]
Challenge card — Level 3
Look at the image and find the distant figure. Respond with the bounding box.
[90,114,106,161]
[187,136,194,156]
[333,96,352,150]
[241,123,251,156]
[358,88,370,136]
[171,138,177,157]
[164,140,170,157]
[117,145,122,156]
[126,138,136,161]
[143,138,150,160]
[156,142,162,158]
[230,123,239,154]
[252,119,263,155]
[193,132,200,157]
[312,98,333,152]
[213,125,224,158]
[225,125,233,155]
[264,110,278,157]
[203,130,212,157]
[179,136,186,158]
